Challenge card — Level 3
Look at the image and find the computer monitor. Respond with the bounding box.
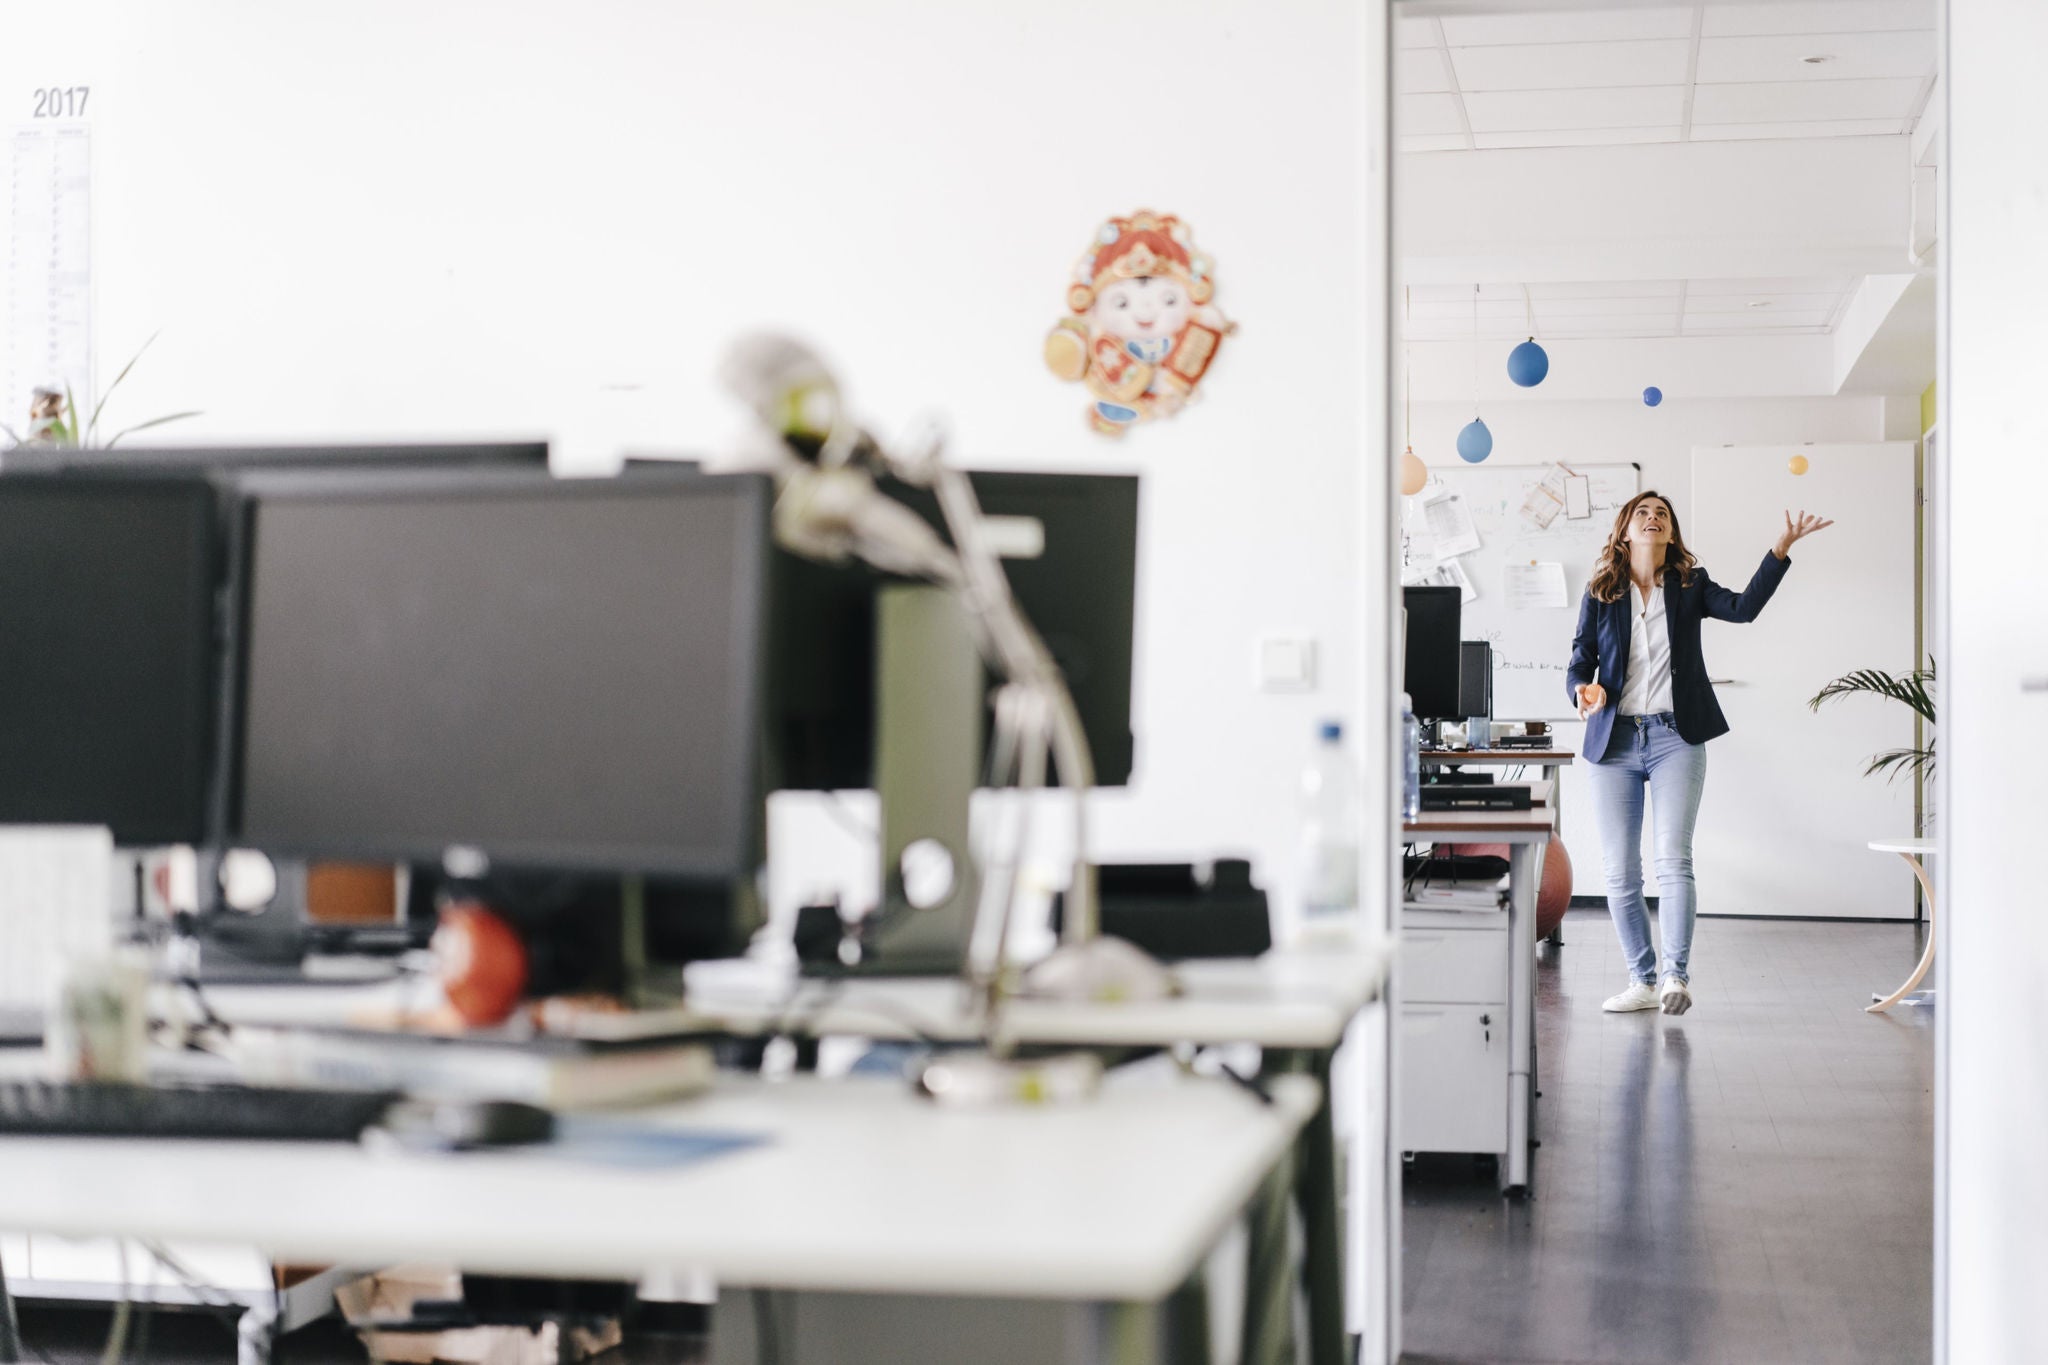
[2,440,549,476]
[764,470,1140,790]
[0,475,221,845]
[227,469,773,881]
[1458,640,1494,720]
[1402,586,1463,722]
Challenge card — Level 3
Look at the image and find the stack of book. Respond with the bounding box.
[224,1019,716,1110]
[1400,875,1515,916]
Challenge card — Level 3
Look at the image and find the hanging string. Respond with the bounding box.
[1472,284,1481,418]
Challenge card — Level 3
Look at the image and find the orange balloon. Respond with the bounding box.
[1789,454,1810,476]
[1400,448,1429,496]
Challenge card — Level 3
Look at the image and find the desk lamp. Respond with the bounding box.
[718,335,1177,1039]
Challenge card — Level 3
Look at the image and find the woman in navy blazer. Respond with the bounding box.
[1565,490,1831,1016]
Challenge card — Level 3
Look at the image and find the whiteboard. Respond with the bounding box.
[1402,463,1640,720]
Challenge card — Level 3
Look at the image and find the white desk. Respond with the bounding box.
[1401,805,1553,1193]
[0,1069,1315,1364]
[681,942,1394,1050]
[682,941,1391,1365]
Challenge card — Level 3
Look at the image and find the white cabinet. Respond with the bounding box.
[1399,910,1509,1156]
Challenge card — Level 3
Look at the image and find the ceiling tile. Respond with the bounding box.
[1406,283,1525,305]
[1691,77,1925,124]
[1541,316,1682,336]
[1471,126,1682,149]
[1463,86,1686,132]
[1400,91,1468,137]
[1695,30,1936,83]
[1400,133,1473,153]
[1688,118,1909,140]
[1449,38,1691,92]
[1528,281,1685,300]
[1400,46,1455,95]
[1701,1,1935,38]
[1540,295,1690,317]
[1685,293,1845,313]
[1397,15,1441,49]
[1689,276,1854,295]
[1684,309,1839,329]
[1439,8,1696,46]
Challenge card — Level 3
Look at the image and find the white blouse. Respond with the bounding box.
[1617,577,1675,716]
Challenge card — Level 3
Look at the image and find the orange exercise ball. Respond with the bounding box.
[1452,840,1574,939]
[433,901,530,1027]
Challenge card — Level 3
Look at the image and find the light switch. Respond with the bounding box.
[1258,637,1317,692]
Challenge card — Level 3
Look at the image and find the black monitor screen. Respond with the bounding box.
[766,471,1140,790]
[0,476,219,845]
[1403,586,1462,721]
[2,441,549,475]
[230,472,771,878]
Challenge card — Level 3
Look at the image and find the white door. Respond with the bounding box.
[1688,444,1917,919]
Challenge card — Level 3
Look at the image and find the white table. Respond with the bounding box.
[1401,805,1553,1193]
[0,1068,1315,1365]
[682,942,1393,1365]
[1867,838,1937,1013]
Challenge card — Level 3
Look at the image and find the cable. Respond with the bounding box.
[0,1242,23,1365]
[97,1243,131,1365]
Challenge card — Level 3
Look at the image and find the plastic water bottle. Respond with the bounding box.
[1299,720,1360,926]
[1402,693,1422,821]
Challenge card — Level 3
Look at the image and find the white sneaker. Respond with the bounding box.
[1660,975,1693,1016]
[1603,981,1659,1012]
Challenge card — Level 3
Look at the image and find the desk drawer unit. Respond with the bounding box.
[1400,918,1507,1004]
[1399,1003,1509,1154]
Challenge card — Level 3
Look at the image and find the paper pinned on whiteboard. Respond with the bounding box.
[1423,493,1481,558]
[1437,558,1478,604]
[1565,474,1592,520]
[1504,562,1568,611]
[1520,464,1572,530]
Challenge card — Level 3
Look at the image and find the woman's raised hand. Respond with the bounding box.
[1775,510,1834,558]
[1575,682,1606,720]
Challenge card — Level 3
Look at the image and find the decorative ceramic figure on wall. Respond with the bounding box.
[1043,210,1232,437]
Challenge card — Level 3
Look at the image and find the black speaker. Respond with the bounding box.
[1458,640,1494,719]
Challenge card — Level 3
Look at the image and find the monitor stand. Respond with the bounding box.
[842,583,982,976]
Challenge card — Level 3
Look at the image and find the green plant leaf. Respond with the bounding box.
[104,411,202,448]
[1865,745,1937,783]
[86,330,161,441]
[1809,665,1936,725]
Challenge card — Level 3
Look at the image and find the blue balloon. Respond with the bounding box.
[1456,418,1493,463]
[1507,338,1549,387]
[1643,386,1663,407]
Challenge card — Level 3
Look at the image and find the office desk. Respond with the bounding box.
[684,942,1392,1365]
[1401,805,1553,1192]
[0,1069,1316,1365]
[1423,748,1572,942]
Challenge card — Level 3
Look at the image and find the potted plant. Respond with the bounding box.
[1808,658,1936,784]
[2,332,201,450]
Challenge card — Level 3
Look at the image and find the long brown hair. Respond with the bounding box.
[1588,490,1698,603]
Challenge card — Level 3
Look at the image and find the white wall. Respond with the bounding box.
[0,0,1377,932]
[1942,0,2048,1358]
[1408,393,1918,898]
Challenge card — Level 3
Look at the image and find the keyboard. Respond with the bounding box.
[0,1080,398,1142]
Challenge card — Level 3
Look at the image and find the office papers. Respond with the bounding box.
[1435,557,1478,603]
[1519,463,1572,531]
[5,126,92,439]
[1504,562,1568,611]
[1565,473,1592,520]
[1423,493,1481,558]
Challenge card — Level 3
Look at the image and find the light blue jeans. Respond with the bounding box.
[1585,713,1708,985]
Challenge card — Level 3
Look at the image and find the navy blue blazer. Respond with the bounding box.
[1566,550,1791,762]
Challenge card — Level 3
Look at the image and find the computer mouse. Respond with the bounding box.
[379,1098,555,1151]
